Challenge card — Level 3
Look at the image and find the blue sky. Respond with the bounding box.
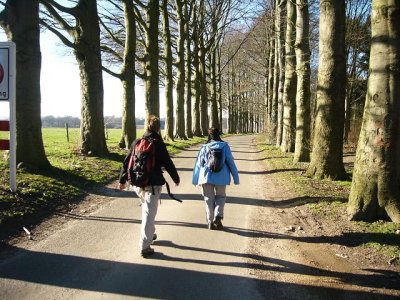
[0,30,157,120]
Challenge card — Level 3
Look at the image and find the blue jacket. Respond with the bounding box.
[192,140,240,186]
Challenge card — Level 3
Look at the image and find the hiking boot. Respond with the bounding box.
[141,246,155,258]
[214,216,224,230]
[207,223,216,230]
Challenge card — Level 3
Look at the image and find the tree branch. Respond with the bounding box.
[102,65,122,79]
[40,0,76,15]
[101,45,123,61]
[99,16,124,47]
[40,19,75,48]
[40,0,75,33]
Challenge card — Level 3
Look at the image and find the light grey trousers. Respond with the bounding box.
[201,184,227,225]
[134,185,162,250]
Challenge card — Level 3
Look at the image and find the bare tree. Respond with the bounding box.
[280,0,296,152]
[143,0,160,118]
[306,0,347,180]
[174,0,188,139]
[343,0,370,144]
[161,0,175,140]
[275,0,286,148]
[293,0,311,162]
[100,0,138,149]
[185,1,194,138]
[40,0,108,155]
[0,0,51,168]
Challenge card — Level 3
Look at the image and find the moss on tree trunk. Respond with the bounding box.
[293,0,311,163]
[281,0,297,153]
[348,0,400,223]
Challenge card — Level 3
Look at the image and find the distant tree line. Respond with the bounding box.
[41,116,151,129]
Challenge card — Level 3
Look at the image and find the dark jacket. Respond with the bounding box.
[119,131,180,186]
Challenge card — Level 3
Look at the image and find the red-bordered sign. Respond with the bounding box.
[0,48,9,100]
[0,42,16,192]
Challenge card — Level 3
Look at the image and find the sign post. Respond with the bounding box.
[0,42,16,192]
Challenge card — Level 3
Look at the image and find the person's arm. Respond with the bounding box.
[157,141,180,184]
[225,144,240,184]
[192,146,205,185]
[118,139,139,189]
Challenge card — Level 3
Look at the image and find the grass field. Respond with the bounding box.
[0,128,207,239]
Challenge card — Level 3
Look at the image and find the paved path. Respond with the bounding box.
[0,135,265,299]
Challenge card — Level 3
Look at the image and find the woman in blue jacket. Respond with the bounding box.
[192,128,240,230]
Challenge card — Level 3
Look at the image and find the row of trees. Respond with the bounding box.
[231,0,399,222]
[0,0,399,222]
[0,0,250,166]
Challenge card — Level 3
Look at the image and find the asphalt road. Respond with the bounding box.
[0,135,265,300]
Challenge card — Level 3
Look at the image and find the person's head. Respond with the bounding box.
[145,115,161,134]
[207,127,221,141]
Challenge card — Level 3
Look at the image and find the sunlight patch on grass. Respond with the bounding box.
[0,128,207,234]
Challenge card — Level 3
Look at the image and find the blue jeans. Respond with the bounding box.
[201,184,226,225]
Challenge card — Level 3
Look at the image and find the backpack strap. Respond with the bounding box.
[165,181,182,203]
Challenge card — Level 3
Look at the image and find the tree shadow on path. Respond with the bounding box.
[153,240,399,292]
[0,244,397,299]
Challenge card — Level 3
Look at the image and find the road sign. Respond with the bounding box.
[0,42,16,192]
[0,47,9,100]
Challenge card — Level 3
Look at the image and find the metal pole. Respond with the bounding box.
[8,42,16,192]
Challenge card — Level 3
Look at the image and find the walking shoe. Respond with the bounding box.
[214,216,224,230]
[141,246,155,258]
[207,223,216,230]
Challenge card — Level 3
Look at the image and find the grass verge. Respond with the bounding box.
[0,128,207,240]
[256,135,400,261]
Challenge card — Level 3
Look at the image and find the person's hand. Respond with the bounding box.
[175,182,180,187]
[118,183,126,190]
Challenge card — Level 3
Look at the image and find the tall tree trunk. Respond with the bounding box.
[228,61,235,133]
[192,45,202,136]
[267,30,275,142]
[144,0,160,118]
[306,0,347,180]
[185,2,193,138]
[162,0,174,140]
[263,21,271,136]
[293,0,311,162]
[0,0,50,168]
[348,0,400,223]
[270,1,280,144]
[120,78,136,148]
[276,0,286,148]
[217,48,223,132]
[175,0,187,139]
[74,1,108,156]
[40,0,108,156]
[343,49,359,144]
[120,0,137,149]
[210,47,219,128]
[199,47,208,135]
[281,0,297,153]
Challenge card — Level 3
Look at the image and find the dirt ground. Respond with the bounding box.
[1,135,399,299]
[247,145,400,299]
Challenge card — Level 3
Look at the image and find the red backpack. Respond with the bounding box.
[128,138,156,187]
